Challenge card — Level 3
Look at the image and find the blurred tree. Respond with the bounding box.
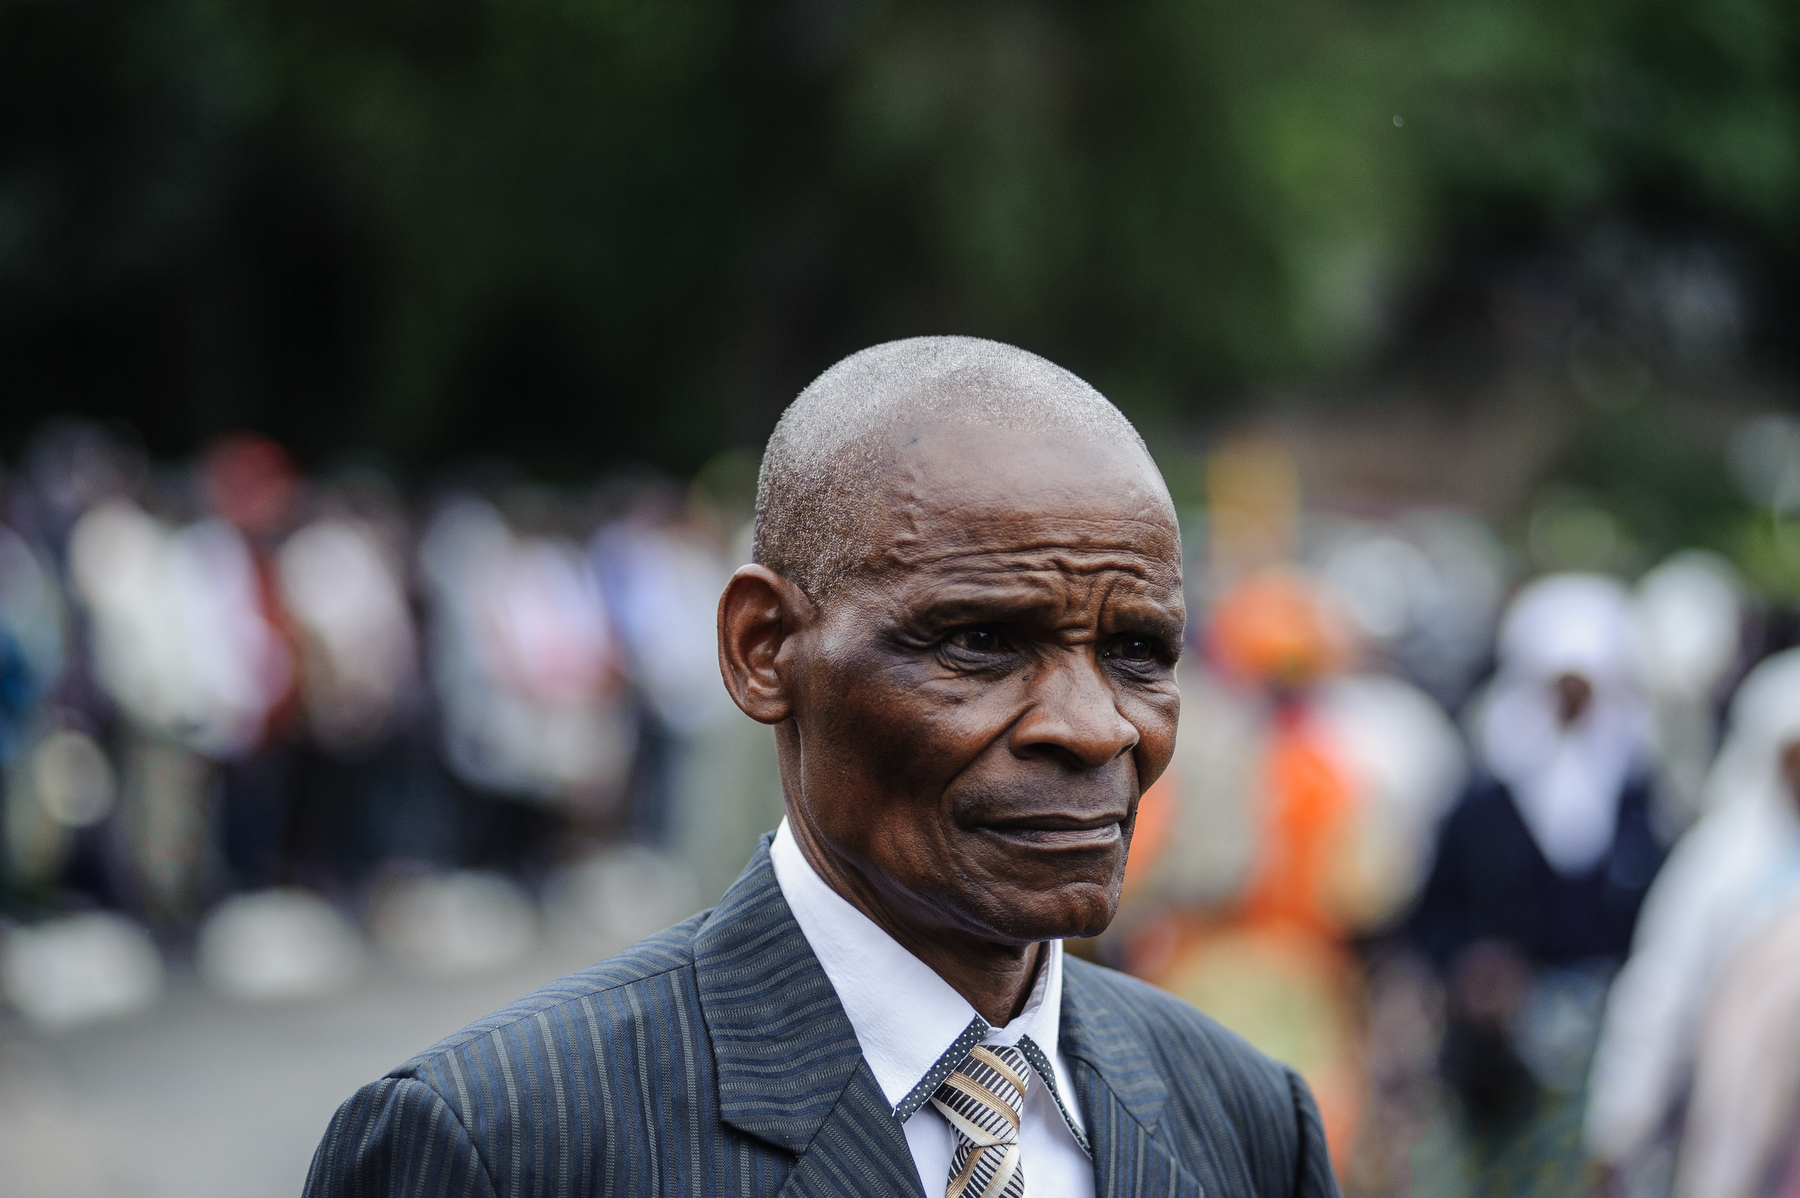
[1,0,1796,476]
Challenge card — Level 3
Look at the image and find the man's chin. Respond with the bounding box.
[957,879,1120,946]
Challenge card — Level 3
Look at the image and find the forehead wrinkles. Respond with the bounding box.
[897,560,1181,630]
[876,515,1181,597]
[895,546,1178,600]
[871,462,1175,567]
[840,422,1181,609]
[884,528,1185,624]
[884,533,1175,574]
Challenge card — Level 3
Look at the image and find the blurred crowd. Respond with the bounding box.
[4,423,1800,1198]
[0,424,780,1021]
[1100,437,1800,1198]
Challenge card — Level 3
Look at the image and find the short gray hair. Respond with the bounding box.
[753,336,1152,598]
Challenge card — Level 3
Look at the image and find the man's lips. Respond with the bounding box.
[974,814,1127,849]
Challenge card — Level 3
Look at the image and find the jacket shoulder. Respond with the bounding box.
[306,1075,499,1198]
[1065,955,1293,1094]
[1063,957,1339,1196]
[306,914,716,1198]
[399,912,707,1074]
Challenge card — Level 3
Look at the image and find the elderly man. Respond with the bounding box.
[306,337,1338,1198]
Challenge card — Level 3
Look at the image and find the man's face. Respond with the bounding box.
[784,424,1184,946]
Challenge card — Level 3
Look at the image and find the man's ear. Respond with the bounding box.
[717,564,814,725]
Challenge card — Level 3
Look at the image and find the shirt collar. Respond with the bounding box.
[769,819,1068,1115]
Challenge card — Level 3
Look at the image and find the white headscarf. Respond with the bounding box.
[1700,649,1800,827]
[1586,648,1800,1167]
[1476,574,1650,876]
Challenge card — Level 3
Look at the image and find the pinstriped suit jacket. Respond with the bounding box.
[305,840,1340,1198]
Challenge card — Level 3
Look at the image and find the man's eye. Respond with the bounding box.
[948,628,1006,653]
[1111,636,1161,663]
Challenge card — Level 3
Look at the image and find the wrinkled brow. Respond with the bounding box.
[892,572,1186,631]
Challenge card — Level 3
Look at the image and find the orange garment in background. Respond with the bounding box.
[1120,766,1178,898]
[1124,705,1366,1161]
[1122,569,1369,1163]
[1236,706,1359,940]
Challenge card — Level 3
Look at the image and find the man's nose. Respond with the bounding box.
[1008,649,1140,770]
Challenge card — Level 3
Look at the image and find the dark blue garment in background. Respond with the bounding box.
[1409,773,1665,970]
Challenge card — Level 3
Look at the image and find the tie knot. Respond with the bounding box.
[930,1044,1029,1148]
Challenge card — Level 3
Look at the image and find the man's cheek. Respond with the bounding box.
[847,696,977,791]
[1130,707,1180,783]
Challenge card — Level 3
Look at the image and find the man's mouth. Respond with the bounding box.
[976,814,1126,849]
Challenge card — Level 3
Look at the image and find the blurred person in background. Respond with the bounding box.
[589,481,733,847]
[1630,553,1747,840]
[200,434,308,894]
[588,476,788,902]
[1121,566,1466,1186]
[276,473,434,889]
[2,423,145,913]
[0,519,73,901]
[1132,570,1371,1153]
[1586,647,1800,1195]
[1668,895,1800,1198]
[418,493,632,878]
[1113,440,1471,1191]
[65,437,296,921]
[1409,573,1664,1195]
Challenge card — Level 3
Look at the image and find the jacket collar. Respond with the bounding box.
[1060,960,1204,1198]
[1058,958,1170,1129]
[693,837,923,1196]
[693,838,1201,1198]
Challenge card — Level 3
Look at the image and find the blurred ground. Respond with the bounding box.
[0,942,609,1198]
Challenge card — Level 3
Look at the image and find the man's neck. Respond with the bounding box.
[787,812,1044,1027]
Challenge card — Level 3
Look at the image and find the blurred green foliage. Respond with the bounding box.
[1,0,1796,476]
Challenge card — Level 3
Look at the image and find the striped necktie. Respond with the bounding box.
[930,1044,1029,1198]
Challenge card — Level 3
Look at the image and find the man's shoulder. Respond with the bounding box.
[1063,956,1337,1193]
[1066,955,1284,1062]
[305,911,729,1197]
[394,911,709,1081]
[1062,955,1301,1113]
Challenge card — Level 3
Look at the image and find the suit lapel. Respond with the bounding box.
[768,1061,924,1198]
[1060,961,1205,1198]
[694,839,923,1198]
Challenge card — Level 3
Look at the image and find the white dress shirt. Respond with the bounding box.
[770,819,1094,1198]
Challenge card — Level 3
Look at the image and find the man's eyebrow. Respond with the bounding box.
[901,588,1066,624]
